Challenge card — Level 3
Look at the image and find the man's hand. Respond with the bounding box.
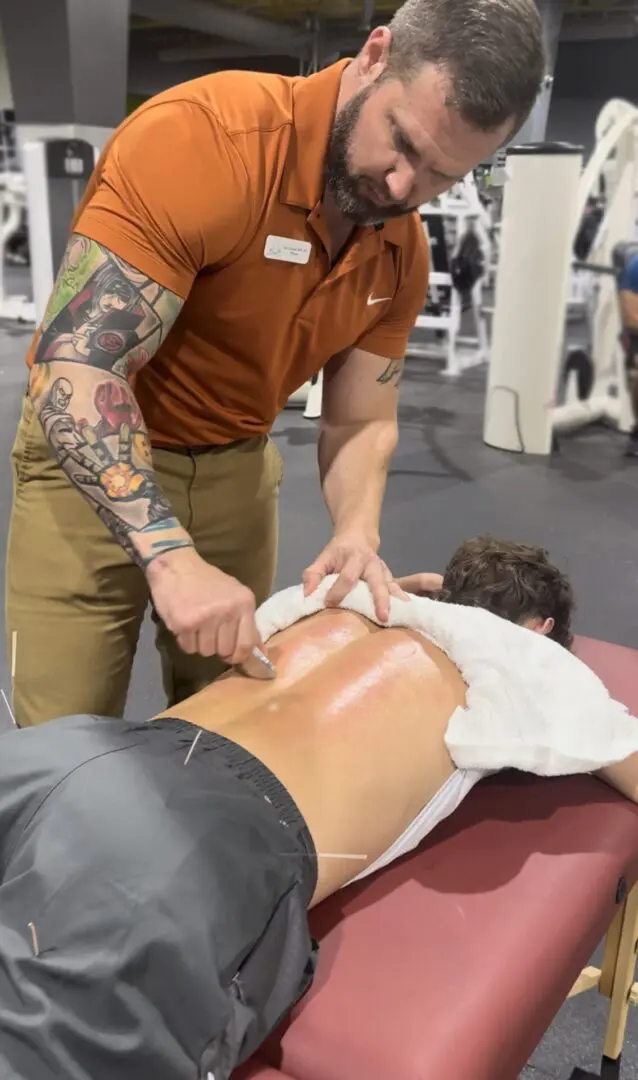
[303,533,406,623]
[147,547,261,663]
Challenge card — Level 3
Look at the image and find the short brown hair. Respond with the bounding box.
[440,536,575,649]
[387,0,546,133]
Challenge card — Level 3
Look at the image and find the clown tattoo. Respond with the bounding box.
[30,235,190,568]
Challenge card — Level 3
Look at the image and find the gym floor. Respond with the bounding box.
[1,307,637,1077]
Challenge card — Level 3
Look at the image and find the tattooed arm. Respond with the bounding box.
[29,234,261,663]
[29,234,192,568]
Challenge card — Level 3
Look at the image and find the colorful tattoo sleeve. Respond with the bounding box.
[30,235,191,568]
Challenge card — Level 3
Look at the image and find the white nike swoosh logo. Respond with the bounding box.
[367,294,392,306]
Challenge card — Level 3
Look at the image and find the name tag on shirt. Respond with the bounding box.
[264,235,312,265]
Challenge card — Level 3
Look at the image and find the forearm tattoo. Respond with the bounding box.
[30,235,191,568]
[376,359,404,386]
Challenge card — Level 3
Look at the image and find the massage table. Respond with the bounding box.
[234,635,638,1080]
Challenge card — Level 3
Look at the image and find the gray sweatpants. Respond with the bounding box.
[0,714,317,1080]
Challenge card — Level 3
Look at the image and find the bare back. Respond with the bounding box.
[155,610,466,903]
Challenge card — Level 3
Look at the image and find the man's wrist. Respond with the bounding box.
[133,518,197,576]
[144,541,197,578]
[332,523,380,552]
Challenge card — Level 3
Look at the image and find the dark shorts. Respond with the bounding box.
[0,714,318,1080]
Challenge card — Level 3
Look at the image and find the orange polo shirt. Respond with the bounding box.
[29,60,429,447]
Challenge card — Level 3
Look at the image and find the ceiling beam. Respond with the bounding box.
[131,0,309,55]
[561,14,638,40]
[159,43,289,61]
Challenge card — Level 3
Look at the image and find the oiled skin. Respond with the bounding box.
[155,609,467,905]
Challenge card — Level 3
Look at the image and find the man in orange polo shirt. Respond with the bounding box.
[6,0,545,727]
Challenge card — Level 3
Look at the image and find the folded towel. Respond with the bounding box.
[256,577,638,776]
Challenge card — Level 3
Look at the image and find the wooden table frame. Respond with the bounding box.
[568,881,638,1079]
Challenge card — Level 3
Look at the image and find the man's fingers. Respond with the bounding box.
[230,612,261,666]
[388,580,411,601]
[302,565,326,597]
[302,571,322,597]
[325,555,365,608]
[363,560,391,623]
[177,630,199,655]
[197,629,219,657]
[379,558,393,582]
[304,547,401,619]
[378,561,409,601]
[216,619,238,663]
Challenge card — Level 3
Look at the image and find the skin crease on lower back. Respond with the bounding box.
[155,610,467,903]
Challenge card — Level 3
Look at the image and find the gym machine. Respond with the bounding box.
[0,170,33,323]
[484,142,584,455]
[408,174,492,378]
[556,100,638,436]
[484,99,638,455]
[21,136,99,325]
[285,369,323,420]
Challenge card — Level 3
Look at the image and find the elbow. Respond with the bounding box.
[28,354,55,390]
[27,362,61,419]
[365,417,399,466]
[620,293,638,329]
[597,757,638,803]
[615,776,638,804]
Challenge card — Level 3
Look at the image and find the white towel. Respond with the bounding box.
[256,576,638,776]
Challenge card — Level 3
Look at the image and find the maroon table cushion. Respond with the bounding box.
[256,637,638,1080]
[233,1063,296,1080]
[573,635,638,712]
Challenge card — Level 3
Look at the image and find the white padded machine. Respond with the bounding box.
[484,110,638,455]
[484,142,583,455]
[0,170,34,323]
[21,137,99,325]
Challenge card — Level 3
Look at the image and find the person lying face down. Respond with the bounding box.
[397,534,575,647]
[0,537,635,1080]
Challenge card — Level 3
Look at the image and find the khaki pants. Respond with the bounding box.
[5,393,283,727]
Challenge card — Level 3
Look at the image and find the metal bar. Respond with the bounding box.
[131,0,309,55]
[572,260,617,277]
[360,0,375,30]
[159,43,287,62]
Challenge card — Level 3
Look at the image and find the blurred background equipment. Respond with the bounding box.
[408,174,492,378]
[483,94,638,456]
[0,169,32,322]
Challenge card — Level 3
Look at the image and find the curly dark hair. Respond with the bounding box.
[439,536,575,649]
